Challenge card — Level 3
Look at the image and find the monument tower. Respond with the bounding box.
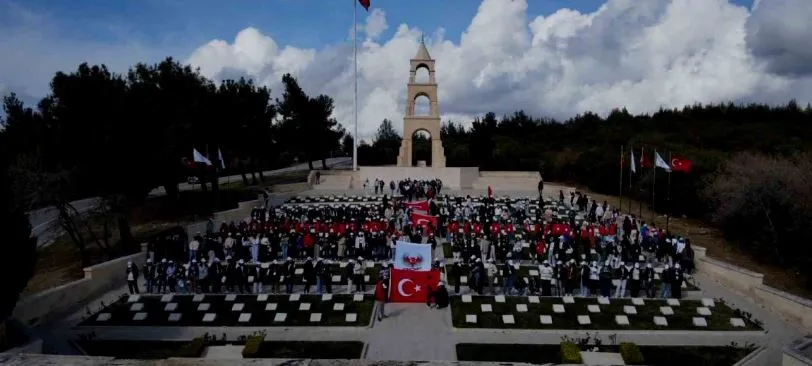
[396,37,446,167]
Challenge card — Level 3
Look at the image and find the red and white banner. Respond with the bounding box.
[389,268,442,303]
[393,241,432,271]
[411,211,438,230]
[403,200,429,212]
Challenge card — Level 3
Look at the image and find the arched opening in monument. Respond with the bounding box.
[415,64,430,83]
[414,94,431,116]
[411,129,432,167]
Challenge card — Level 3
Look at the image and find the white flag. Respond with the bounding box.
[192,148,212,166]
[654,151,671,172]
[630,149,637,174]
[393,241,432,271]
[217,148,226,169]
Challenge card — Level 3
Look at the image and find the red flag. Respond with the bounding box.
[404,200,429,212]
[411,212,438,231]
[640,147,652,168]
[390,269,442,303]
[670,155,693,173]
[487,186,493,197]
[358,0,370,11]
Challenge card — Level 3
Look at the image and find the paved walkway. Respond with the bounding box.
[365,303,456,361]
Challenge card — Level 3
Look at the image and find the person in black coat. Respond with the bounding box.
[427,282,450,309]
[303,257,315,293]
[126,261,140,294]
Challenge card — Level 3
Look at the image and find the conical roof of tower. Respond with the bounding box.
[414,38,432,60]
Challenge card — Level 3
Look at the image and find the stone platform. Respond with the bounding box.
[360,166,480,189]
[312,167,543,191]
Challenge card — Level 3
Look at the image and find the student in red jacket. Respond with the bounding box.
[374,278,389,321]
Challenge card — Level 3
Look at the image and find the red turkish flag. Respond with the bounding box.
[404,200,429,212]
[670,155,693,173]
[411,212,438,231]
[358,0,370,11]
[389,269,442,303]
[640,147,652,168]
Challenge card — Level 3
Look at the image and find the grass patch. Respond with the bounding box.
[79,294,374,327]
[252,341,364,359]
[446,264,700,292]
[78,340,191,359]
[456,343,756,366]
[450,295,761,331]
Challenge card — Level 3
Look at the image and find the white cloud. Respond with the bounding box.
[3,0,812,140]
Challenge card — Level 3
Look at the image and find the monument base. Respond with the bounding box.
[359,166,480,190]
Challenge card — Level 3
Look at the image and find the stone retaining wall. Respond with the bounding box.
[693,246,812,331]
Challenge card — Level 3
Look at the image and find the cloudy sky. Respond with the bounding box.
[1,0,811,140]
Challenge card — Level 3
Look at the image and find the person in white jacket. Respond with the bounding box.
[538,261,554,296]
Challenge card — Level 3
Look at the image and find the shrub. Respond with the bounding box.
[560,342,583,364]
[619,342,644,365]
[241,335,266,359]
[175,337,206,358]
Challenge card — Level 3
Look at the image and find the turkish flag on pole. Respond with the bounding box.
[671,155,693,173]
[411,212,438,230]
[640,147,652,168]
[404,200,429,212]
[390,269,442,303]
[358,0,370,11]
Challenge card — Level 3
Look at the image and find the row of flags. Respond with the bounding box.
[628,147,693,174]
[192,147,226,169]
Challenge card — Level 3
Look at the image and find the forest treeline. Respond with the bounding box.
[359,104,812,288]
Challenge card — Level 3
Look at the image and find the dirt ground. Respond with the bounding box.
[551,183,812,300]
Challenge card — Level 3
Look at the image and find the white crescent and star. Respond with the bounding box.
[398,278,416,296]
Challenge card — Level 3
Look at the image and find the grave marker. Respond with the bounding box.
[701,298,715,308]
[257,294,268,302]
[528,296,540,304]
[461,295,472,303]
[623,306,637,315]
[563,296,575,304]
[192,294,205,302]
[553,304,565,313]
[130,303,144,312]
[133,312,147,321]
[466,314,477,323]
[168,313,182,322]
[274,313,287,322]
[345,313,358,322]
[667,299,680,306]
[127,295,140,303]
[540,315,553,325]
[516,304,528,312]
[693,317,708,327]
[730,318,746,328]
[697,307,712,316]
[615,315,629,326]
[97,313,111,322]
[265,303,278,311]
[353,294,364,301]
[202,313,217,323]
[481,304,493,312]
[502,315,515,324]
[310,313,322,322]
[660,306,674,316]
[290,294,301,302]
[333,303,345,311]
[577,315,591,325]
[631,298,645,306]
[197,303,210,312]
[597,296,610,305]
[495,295,506,303]
[164,303,178,312]
[653,316,668,327]
[588,305,601,313]
[300,303,311,311]
[232,303,244,312]
[239,313,252,323]
[225,294,237,302]
[160,294,173,303]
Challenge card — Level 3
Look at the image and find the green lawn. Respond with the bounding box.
[450,295,761,331]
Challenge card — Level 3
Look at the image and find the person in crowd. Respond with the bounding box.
[427,282,450,309]
[126,261,140,294]
[374,278,389,321]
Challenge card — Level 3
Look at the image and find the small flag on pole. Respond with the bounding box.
[358,0,370,11]
[217,148,226,169]
[193,148,212,166]
[630,148,637,174]
[655,151,671,172]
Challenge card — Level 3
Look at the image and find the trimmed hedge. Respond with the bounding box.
[619,342,645,365]
[560,342,583,364]
[174,337,206,358]
[242,335,266,359]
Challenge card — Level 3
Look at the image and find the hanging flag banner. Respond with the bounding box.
[411,212,438,231]
[393,241,432,271]
[403,200,429,212]
[389,268,442,303]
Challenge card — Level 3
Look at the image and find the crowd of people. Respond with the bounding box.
[124,182,695,304]
[364,178,443,201]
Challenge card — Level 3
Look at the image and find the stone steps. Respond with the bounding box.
[312,175,352,190]
[472,176,540,191]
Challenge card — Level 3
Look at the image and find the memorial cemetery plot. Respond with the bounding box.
[80,293,373,327]
[239,260,382,286]
[451,295,762,331]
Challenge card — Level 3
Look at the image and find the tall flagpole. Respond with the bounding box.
[352,0,359,172]
[651,149,657,224]
[619,145,624,215]
[628,146,633,215]
[666,151,672,232]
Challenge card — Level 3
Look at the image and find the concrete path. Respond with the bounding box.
[365,303,456,361]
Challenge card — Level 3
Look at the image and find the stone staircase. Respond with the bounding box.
[472,171,541,191]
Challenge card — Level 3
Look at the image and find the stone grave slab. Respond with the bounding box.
[168,313,182,322]
[577,315,591,325]
[563,296,575,304]
[667,299,680,306]
[294,268,304,275]
[529,269,539,276]
[289,294,301,302]
[494,295,506,303]
[697,307,712,316]
[581,352,625,366]
[654,316,668,326]
[340,262,348,268]
[624,305,637,315]
[631,298,645,306]
[192,294,205,302]
[460,277,468,284]
[364,275,370,282]
[299,303,311,311]
[615,315,630,326]
[256,294,268,302]
[587,305,601,313]
[528,296,540,303]
[133,312,147,321]
[265,303,278,311]
[540,315,553,325]
[274,313,287,322]
[160,294,173,303]
[660,306,674,315]
[333,303,345,311]
[202,313,216,323]
[597,296,610,305]
[654,274,661,280]
[681,282,688,289]
[461,295,472,303]
[345,313,358,322]
[130,303,144,312]
[239,313,251,323]
[310,313,322,322]
[322,294,333,301]
[332,275,342,283]
[197,303,211,312]
[164,303,178,312]
[96,313,111,322]
[225,294,237,302]
[516,304,528,312]
[693,317,708,327]
[701,298,715,308]
[730,318,746,328]
[232,303,244,312]
[366,261,374,268]
[481,304,493,312]
[466,314,477,323]
[127,295,140,303]
[353,294,364,301]
[502,314,515,324]
[553,304,565,313]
